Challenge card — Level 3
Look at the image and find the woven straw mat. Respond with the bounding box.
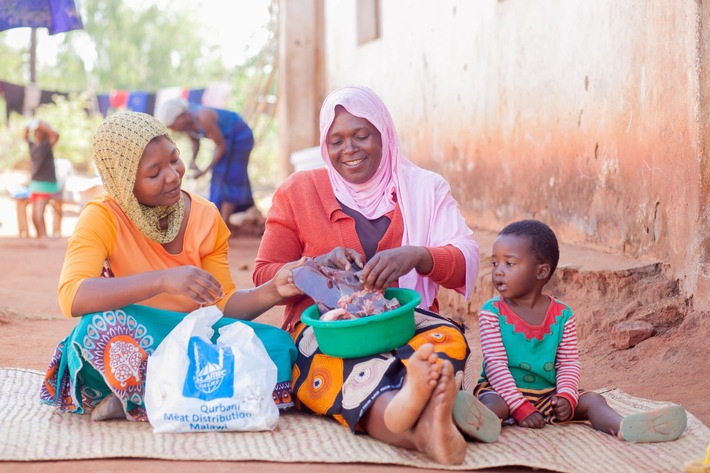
[1,368,708,472]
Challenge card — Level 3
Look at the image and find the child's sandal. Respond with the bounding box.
[619,404,687,443]
[452,390,501,443]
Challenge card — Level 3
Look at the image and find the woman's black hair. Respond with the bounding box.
[499,219,560,279]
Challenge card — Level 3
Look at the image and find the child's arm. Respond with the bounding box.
[38,121,59,147]
[222,258,306,320]
[553,313,582,419]
[478,309,538,423]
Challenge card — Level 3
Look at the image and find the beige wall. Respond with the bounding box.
[696,0,710,308]
[279,0,710,309]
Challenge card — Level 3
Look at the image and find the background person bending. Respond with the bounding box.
[155,98,255,226]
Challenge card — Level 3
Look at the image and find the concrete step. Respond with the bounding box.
[472,228,660,274]
[440,228,671,323]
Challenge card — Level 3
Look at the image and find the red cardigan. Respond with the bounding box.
[253,169,466,332]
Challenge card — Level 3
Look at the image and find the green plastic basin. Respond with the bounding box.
[300,287,421,359]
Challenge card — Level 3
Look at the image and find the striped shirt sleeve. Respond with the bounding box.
[478,309,537,422]
[554,312,581,412]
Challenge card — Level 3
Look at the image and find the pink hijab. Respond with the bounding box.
[319,85,480,308]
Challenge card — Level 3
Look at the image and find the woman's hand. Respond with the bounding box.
[313,247,365,271]
[160,266,223,306]
[359,246,432,292]
[519,411,546,429]
[551,395,573,422]
[272,257,307,298]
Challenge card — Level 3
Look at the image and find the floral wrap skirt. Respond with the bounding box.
[39,304,297,420]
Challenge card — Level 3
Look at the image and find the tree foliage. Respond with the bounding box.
[79,0,229,91]
[0,0,280,195]
[0,40,26,84]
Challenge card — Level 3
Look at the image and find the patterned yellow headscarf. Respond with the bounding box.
[93,111,185,243]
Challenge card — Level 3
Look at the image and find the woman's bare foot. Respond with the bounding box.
[412,360,467,465]
[90,394,125,421]
[383,343,441,433]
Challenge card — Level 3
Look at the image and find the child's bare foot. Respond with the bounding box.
[413,360,467,465]
[619,404,687,442]
[90,394,125,421]
[383,343,441,433]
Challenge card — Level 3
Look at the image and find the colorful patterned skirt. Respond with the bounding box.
[291,308,469,432]
[39,304,297,421]
[474,380,586,424]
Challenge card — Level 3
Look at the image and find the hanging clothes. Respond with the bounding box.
[187,88,205,104]
[127,91,149,113]
[109,90,129,110]
[1,81,25,121]
[96,94,110,117]
[202,82,230,108]
[154,86,184,117]
[40,89,70,105]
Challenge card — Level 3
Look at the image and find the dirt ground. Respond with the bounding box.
[0,196,708,473]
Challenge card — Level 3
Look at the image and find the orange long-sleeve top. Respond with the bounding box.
[58,191,235,317]
[253,169,466,332]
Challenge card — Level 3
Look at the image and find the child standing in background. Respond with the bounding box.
[460,219,687,442]
[24,119,60,245]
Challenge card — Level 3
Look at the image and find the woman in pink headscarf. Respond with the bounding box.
[253,86,498,464]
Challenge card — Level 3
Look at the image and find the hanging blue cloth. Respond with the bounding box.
[96,94,110,117]
[187,88,205,104]
[127,91,149,113]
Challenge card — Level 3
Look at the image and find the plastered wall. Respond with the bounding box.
[279,0,710,309]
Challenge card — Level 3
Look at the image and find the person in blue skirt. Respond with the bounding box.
[156,98,256,225]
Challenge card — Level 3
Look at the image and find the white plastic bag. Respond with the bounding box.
[144,306,279,433]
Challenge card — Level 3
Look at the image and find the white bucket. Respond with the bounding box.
[289,146,324,171]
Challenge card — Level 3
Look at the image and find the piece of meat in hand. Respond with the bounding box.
[293,258,400,318]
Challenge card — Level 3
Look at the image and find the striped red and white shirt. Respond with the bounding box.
[477,296,581,423]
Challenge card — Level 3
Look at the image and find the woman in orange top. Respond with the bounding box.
[40,111,304,422]
[253,86,499,465]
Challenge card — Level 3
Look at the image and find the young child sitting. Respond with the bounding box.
[458,219,687,442]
